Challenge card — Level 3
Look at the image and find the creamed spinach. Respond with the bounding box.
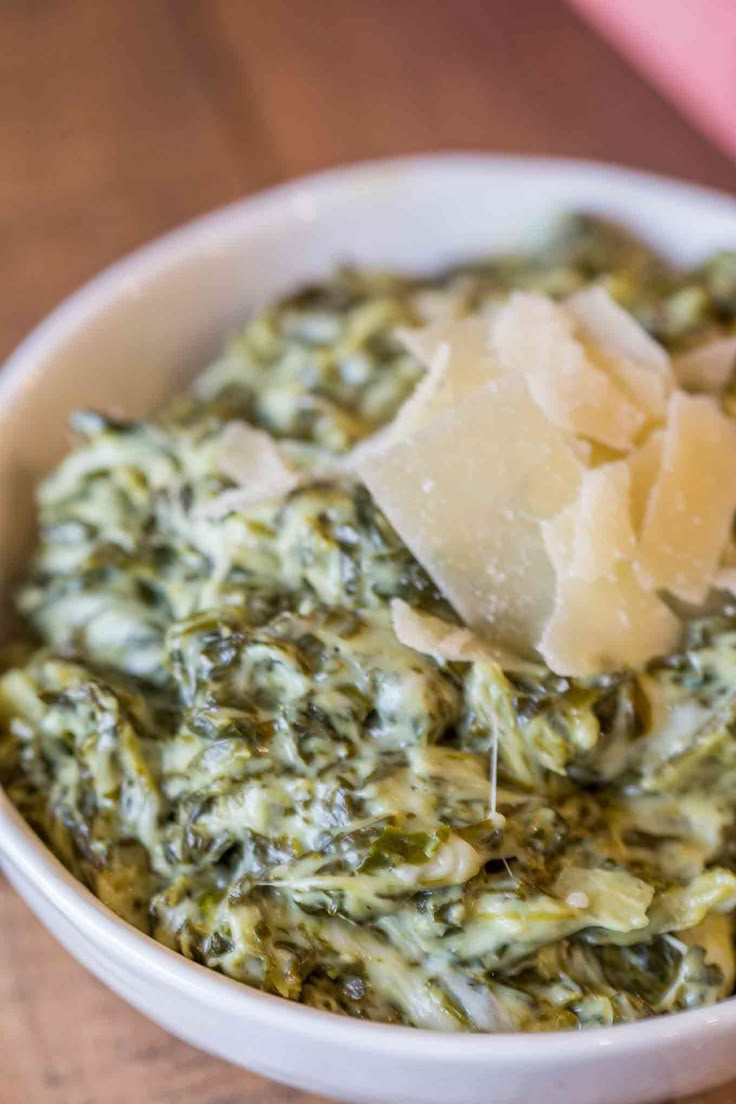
[3,218,736,1031]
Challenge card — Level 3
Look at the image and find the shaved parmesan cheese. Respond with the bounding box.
[596,356,671,422]
[567,284,671,372]
[492,292,645,449]
[674,335,736,394]
[570,438,593,465]
[391,341,452,437]
[637,392,736,603]
[544,462,635,582]
[570,467,625,576]
[344,320,496,470]
[627,431,663,535]
[541,504,576,578]
[398,316,491,377]
[355,295,736,677]
[390,599,532,671]
[199,421,299,517]
[339,344,452,471]
[540,563,681,676]
[575,462,636,580]
[397,317,497,413]
[359,376,582,655]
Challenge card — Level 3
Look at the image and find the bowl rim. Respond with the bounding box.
[2,151,736,1063]
[3,150,736,411]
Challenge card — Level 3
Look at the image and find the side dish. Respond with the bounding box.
[2,217,736,1032]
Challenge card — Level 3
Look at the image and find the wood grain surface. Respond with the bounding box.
[1,3,735,1102]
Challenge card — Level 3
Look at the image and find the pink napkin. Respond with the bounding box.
[568,0,736,163]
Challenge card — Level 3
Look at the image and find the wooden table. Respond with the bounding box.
[1,3,735,1101]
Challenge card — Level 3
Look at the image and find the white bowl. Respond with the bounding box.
[2,155,736,1104]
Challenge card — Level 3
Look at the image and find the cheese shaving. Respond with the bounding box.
[637,392,736,603]
[674,335,736,395]
[627,431,664,535]
[491,292,645,449]
[576,463,636,580]
[546,462,636,582]
[397,317,498,414]
[541,504,576,578]
[337,343,451,472]
[359,376,582,655]
[540,563,681,677]
[391,341,452,438]
[598,356,670,422]
[397,316,491,377]
[390,599,533,671]
[567,285,672,420]
[360,291,736,677]
[567,285,668,369]
[198,421,299,518]
[342,320,494,471]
